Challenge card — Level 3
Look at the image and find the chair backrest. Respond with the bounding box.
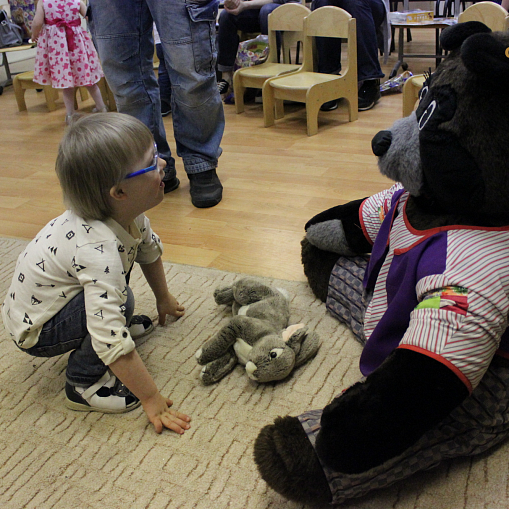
[304,5,353,38]
[458,1,509,32]
[301,6,356,72]
[266,3,311,64]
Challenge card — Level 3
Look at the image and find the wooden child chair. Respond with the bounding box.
[233,2,311,114]
[402,1,509,117]
[262,6,358,136]
[458,1,509,31]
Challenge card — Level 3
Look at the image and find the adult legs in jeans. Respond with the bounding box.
[24,287,135,387]
[88,0,225,207]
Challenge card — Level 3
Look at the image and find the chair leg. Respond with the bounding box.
[306,100,320,136]
[347,94,359,122]
[97,76,116,111]
[97,77,108,103]
[13,77,27,112]
[275,99,284,120]
[233,74,245,114]
[44,86,57,111]
[79,87,88,101]
[262,82,276,127]
[106,82,117,111]
[403,78,421,117]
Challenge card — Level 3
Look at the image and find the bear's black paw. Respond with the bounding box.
[301,237,339,303]
[254,415,332,505]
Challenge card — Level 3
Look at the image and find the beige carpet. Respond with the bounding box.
[1,237,508,509]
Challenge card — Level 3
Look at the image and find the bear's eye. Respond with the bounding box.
[269,348,283,359]
[419,84,429,101]
[418,100,437,130]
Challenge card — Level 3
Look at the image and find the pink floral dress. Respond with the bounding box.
[34,0,103,89]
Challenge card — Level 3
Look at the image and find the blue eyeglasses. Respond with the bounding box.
[124,143,159,179]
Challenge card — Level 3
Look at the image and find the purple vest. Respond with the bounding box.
[360,191,509,376]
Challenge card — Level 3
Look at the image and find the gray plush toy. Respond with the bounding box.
[195,278,320,384]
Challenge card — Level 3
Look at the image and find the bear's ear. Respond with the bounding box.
[440,21,491,51]
[461,32,509,84]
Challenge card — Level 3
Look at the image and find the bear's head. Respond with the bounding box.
[372,22,509,225]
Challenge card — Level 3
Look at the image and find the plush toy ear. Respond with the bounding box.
[285,327,321,367]
[461,32,509,86]
[440,20,491,51]
[282,323,306,343]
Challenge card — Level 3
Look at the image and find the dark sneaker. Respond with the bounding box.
[217,79,230,95]
[65,372,140,414]
[320,99,339,111]
[161,100,171,117]
[163,165,180,194]
[358,79,381,111]
[189,169,223,208]
[129,314,154,340]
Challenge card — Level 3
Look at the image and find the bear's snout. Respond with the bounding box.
[372,130,392,157]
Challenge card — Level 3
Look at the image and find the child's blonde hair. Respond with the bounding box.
[56,113,154,220]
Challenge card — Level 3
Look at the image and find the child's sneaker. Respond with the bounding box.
[129,314,154,339]
[65,371,140,413]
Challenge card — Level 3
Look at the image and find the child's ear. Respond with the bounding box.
[109,185,127,201]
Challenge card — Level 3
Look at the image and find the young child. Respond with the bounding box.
[31,0,107,124]
[1,113,191,435]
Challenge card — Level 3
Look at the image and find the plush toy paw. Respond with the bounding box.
[254,415,332,504]
[198,353,238,385]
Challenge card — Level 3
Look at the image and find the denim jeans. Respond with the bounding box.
[88,0,225,175]
[311,0,385,82]
[216,3,281,73]
[23,288,135,387]
[156,43,172,105]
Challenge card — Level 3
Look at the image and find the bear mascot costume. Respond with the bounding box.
[253,22,509,505]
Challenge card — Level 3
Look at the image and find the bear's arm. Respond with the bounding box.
[305,198,372,254]
[315,348,469,474]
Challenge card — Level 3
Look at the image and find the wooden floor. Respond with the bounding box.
[0,32,437,282]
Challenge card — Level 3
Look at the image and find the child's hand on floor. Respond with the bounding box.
[142,392,191,434]
[157,292,185,325]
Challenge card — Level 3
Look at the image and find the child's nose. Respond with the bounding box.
[158,157,166,175]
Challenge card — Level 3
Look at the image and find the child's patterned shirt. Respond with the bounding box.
[1,210,162,365]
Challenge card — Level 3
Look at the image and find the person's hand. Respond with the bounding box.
[157,292,185,325]
[225,0,245,15]
[142,392,191,434]
[224,0,240,9]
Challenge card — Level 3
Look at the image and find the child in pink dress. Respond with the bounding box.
[31,0,107,123]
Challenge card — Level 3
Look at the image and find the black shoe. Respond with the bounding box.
[161,100,171,117]
[358,79,381,111]
[217,79,229,95]
[320,99,338,112]
[189,169,223,208]
[163,165,180,194]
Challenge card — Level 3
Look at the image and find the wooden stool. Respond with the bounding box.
[13,71,93,112]
[13,71,58,111]
[402,74,425,117]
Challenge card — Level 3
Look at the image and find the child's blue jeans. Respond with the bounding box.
[22,287,135,387]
